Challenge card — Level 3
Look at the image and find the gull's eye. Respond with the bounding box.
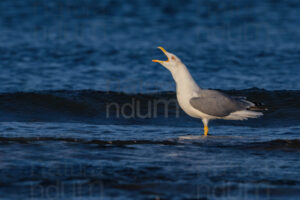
[171,56,176,61]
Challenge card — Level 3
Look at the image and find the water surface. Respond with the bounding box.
[0,0,300,199]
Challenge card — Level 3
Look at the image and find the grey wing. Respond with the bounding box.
[190,90,254,117]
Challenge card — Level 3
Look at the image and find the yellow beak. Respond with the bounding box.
[152,46,169,63]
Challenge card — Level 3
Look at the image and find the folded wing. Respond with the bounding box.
[190,90,254,117]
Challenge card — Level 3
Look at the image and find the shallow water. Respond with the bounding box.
[0,0,300,199]
[0,90,299,199]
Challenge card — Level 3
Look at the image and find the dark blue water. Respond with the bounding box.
[0,0,300,199]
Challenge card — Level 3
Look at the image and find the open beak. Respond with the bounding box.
[152,47,169,63]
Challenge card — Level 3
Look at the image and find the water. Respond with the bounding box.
[0,0,300,199]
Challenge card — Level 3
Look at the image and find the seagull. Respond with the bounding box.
[152,47,263,136]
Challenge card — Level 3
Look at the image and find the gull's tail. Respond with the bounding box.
[224,110,263,120]
[225,96,266,120]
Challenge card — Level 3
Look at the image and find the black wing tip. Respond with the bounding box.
[248,105,268,111]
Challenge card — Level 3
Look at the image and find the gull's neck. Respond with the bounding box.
[171,63,201,95]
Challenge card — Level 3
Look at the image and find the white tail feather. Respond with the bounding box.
[224,110,263,120]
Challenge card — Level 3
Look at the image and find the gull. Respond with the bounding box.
[152,47,263,136]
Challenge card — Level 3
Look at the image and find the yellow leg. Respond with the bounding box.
[204,125,209,136]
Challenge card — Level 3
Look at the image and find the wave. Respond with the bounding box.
[0,88,299,127]
[244,139,300,151]
[0,136,299,151]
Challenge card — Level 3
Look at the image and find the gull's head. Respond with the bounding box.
[152,47,182,72]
